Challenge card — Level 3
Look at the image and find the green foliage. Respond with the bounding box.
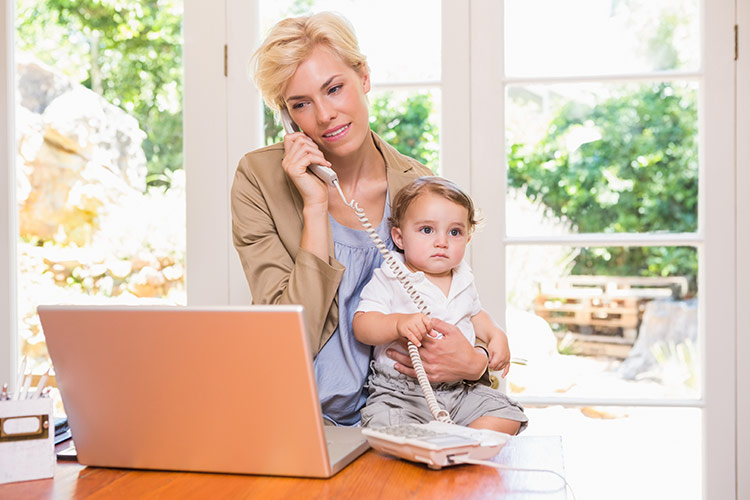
[264,91,440,172]
[16,0,184,190]
[508,83,698,287]
[264,105,284,146]
[369,92,439,173]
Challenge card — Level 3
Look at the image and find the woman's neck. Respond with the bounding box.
[327,131,385,196]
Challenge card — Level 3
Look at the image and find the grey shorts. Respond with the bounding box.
[360,362,528,432]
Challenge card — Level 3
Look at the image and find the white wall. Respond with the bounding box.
[184,0,256,307]
[736,1,750,496]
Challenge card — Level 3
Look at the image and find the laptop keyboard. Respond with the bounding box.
[361,421,510,469]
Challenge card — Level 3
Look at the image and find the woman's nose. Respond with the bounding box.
[316,101,337,123]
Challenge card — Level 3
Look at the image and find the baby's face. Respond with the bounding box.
[391,193,470,278]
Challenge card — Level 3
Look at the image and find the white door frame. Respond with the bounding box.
[0,0,18,388]
[735,1,749,497]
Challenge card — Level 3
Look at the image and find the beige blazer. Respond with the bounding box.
[231,131,432,355]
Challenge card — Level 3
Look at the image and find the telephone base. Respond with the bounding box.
[361,421,510,469]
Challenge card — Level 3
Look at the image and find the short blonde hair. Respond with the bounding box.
[250,12,368,111]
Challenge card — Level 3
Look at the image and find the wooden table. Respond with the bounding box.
[1,436,568,499]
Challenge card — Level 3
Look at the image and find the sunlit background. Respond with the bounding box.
[12,1,705,498]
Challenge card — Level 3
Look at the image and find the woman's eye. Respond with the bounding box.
[291,102,305,110]
[420,227,433,234]
[328,84,343,95]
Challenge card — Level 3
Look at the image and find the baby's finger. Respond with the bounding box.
[407,332,421,347]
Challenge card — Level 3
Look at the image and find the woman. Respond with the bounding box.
[231,12,491,425]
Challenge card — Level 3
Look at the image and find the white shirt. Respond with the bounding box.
[356,252,482,367]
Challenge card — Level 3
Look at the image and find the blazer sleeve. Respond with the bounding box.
[231,153,345,353]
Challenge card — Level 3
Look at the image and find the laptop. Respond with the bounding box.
[38,304,369,478]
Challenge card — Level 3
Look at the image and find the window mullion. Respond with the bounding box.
[505,70,703,86]
[0,0,17,388]
[516,396,704,408]
[506,232,703,247]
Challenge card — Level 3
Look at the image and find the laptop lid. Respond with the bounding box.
[38,305,369,478]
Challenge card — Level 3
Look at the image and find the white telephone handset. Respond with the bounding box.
[279,107,452,423]
[279,109,341,188]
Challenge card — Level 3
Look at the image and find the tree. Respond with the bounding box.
[508,82,698,289]
[16,0,184,190]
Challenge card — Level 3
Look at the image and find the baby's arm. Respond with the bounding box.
[471,310,511,376]
[353,311,432,347]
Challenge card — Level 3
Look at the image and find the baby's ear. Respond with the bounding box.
[391,227,404,250]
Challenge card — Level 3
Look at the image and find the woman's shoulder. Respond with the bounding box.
[234,142,288,186]
[237,142,284,171]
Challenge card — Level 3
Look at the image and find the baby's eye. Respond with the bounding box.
[419,226,433,234]
[449,228,462,237]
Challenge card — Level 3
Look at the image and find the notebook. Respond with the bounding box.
[38,304,369,478]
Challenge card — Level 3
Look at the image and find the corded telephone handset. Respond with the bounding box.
[279,108,452,423]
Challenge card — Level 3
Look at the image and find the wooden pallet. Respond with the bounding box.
[534,275,688,344]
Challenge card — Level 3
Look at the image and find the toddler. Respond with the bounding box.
[353,177,527,434]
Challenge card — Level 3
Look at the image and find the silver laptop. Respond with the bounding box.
[38,305,369,478]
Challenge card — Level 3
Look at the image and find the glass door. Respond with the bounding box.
[470,1,735,499]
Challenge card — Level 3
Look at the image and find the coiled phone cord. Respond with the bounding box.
[334,181,453,424]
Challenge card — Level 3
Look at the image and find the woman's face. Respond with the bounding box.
[283,45,371,160]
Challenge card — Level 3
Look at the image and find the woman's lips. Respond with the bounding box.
[322,123,351,141]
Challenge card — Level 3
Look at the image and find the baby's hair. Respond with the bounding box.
[389,176,480,232]
[250,12,368,111]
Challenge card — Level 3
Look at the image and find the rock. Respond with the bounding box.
[16,52,148,246]
[15,53,73,114]
[618,299,698,381]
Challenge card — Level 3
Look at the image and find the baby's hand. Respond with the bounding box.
[487,333,511,377]
[395,313,432,347]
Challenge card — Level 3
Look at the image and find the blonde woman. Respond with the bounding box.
[232,12,492,426]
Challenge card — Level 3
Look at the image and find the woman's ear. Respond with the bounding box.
[360,67,371,94]
[391,226,404,250]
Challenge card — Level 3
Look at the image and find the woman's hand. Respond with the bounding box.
[282,131,331,209]
[387,318,487,383]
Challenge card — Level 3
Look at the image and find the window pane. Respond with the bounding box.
[15,1,186,388]
[259,0,441,84]
[505,245,699,400]
[258,1,442,174]
[369,88,441,174]
[504,0,700,77]
[506,81,698,236]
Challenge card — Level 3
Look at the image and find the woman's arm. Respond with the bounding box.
[281,131,331,262]
[231,149,344,354]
